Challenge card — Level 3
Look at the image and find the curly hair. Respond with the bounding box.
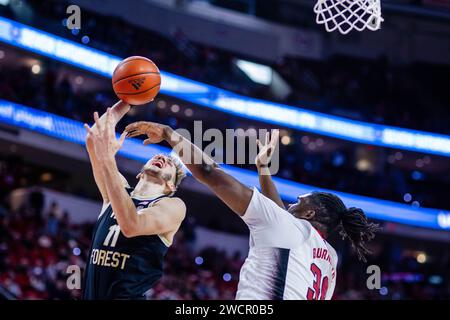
[308,192,380,262]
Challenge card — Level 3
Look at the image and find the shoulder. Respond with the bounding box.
[242,187,299,230]
[158,196,185,207]
[155,197,186,217]
[247,187,279,210]
[289,218,316,243]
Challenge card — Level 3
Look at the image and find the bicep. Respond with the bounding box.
[135,198,186,236]
[204,167,253,216]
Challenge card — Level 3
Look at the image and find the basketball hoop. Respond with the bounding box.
[314,0,383,35]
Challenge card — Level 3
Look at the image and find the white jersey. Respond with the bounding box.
[236,188,338,300]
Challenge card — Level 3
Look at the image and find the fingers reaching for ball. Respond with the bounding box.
[125,121,166,145]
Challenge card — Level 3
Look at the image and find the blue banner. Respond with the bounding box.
[0,16,449,157]
[0,99,449,230]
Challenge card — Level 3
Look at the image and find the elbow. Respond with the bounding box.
[119,219,140,238]
[121,224,138,238]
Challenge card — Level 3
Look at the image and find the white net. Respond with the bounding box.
[314,0,383,35]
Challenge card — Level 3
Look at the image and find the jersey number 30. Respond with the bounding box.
[306,263,329,300]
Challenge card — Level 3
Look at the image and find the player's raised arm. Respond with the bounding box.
[85,108,151,237]
[84,100,130,204]
[125,122,253,216]
[255,129,285,210]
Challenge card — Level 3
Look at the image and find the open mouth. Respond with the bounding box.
[152,160,164,169]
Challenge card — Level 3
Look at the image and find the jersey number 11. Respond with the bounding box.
[103,225,121,248]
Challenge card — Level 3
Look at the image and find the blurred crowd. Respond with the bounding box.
[0,1,448,211]
[0,62,447,210]
[1,0,449,134]
[1,166,450,299]
[1,1,450,300]
[0,188,450,300]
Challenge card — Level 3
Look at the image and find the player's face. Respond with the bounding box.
[287,193,314,219]
[140,155,176,185]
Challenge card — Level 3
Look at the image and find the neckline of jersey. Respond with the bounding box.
[131,193,166,201]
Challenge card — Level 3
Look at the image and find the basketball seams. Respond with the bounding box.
[113,58,159,75]
[112,56,161,105]
[115,83,161,95]
[113,59,142,77]
[112,72,161,85]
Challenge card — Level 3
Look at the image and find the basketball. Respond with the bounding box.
[112,56,161,105]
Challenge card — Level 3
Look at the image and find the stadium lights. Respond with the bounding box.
[416,252,427,264]
[185,108,193,117]
[0,98,449,231]
[31,64,41,74]
[403,193,412,202]
[235,59,273,85]
[437,212,450,229]
[281,135,291,145]
[0,16,449,157]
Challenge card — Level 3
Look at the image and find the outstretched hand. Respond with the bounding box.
[255,129,279,168]
[125,121,167,145]
[84,108,127,159]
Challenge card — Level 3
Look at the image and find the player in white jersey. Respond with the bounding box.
[125,122,379,300]
[236,131,342,299]
[235,186,339,299]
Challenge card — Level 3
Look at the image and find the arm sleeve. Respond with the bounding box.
[241,187,310,248]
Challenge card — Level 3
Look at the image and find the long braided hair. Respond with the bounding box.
[308,192,380,262]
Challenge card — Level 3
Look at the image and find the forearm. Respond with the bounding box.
[101,156,138,236]
[162,126,218,184]
[87,101,130,201]
[257,166,285,209]
[162,125,252,215]
[86,142,109,202]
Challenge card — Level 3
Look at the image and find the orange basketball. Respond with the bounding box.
[112,56,161,105]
